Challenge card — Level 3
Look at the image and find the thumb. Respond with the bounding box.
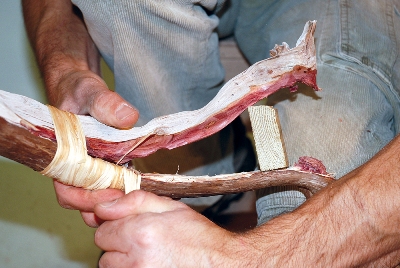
[57,72,139,129]
[94,190,187,220]
[89,89,139,129]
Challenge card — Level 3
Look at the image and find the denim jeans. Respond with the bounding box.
[237,0,400,224]
[72,0,400,217]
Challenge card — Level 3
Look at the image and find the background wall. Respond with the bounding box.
[0,2,102,267]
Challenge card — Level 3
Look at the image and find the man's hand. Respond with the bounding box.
[93,135,400,267]
[50,69,138,227]
[94,191,248,267]
[23,0,139,129]
[22,0,139,226]
[50,69,139,129]
[50,70,138,227]
[48,71,138,227]
[53,181,125,227]
[49,71,138,227]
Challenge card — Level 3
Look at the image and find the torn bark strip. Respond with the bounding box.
[0,21,334,197]
[0,116,334,197]
[0,21,319,164]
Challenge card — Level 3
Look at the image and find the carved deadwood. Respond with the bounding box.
[0,21,334,197]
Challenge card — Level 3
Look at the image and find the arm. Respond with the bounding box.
[22,0,138,127]
[251,134,400,267]
[94,135,400,267]
[22,0,138,226]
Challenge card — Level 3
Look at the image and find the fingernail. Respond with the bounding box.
[116,104,136,121]
[99,199,118,208]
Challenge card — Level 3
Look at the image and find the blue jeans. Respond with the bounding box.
[236,0,400,224]
[72,0,400,217]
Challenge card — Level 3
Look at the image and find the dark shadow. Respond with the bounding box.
[266,83,322,106]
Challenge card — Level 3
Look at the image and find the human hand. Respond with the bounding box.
[94,190,247,267]
[53,180,125,227]
[89,135,400,267]
[49,70,139,226]
[24,0,139,128]
[23,0,139,226]
[48,69,139,129]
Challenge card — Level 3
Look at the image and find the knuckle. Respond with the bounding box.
[55,71,108,113]
[94,227,103,246]
[98,254,111,268]
[134,219,160,248]
[54,192,74,209]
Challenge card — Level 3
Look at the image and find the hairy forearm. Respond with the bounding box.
[241,135,400,267]
[92,136,400,267]
[22,0,100,102]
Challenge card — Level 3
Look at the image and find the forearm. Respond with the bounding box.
[243,135,400,267]
[22,1,139,224]
[93,140,400,267]
[22,0,100,103]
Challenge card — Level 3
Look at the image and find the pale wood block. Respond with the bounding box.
[248,106,288,171]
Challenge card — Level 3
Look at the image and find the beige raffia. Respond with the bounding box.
[40,106,140,194]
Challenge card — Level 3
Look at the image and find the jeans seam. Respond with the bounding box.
[339,0,398,84]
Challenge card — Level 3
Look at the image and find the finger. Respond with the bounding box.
[53,180,124,211]
[94,190,186,220]
[95,217,136,253]
[98,250,133,268]
[80,211,104,228]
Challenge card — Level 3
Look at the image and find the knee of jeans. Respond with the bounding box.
[270,62,396,177]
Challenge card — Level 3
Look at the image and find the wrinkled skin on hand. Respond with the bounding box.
[51,69,138,226]
[50,67,139,228]
[53,180,125,227]
[22,0,139,226]
[48,69,139,130]
[93,134,400,267]
[94,191,247,268]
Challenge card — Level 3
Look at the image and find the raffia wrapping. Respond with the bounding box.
[41,106,140,194]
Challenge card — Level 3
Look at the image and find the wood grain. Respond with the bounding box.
[0,21,334,197]
[0,117,334,197]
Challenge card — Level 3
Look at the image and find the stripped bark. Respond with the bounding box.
[0,21,319,164]
[0,21,334,197]
[0,117,334,197]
